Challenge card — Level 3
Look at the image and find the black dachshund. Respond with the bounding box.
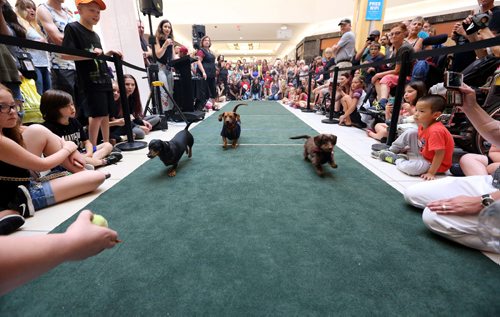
[147,122,194,177]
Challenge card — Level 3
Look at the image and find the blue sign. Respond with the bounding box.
[366,0,384,21]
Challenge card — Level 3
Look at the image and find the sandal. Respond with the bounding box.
[0,214,25,235]
[339,122,352,127]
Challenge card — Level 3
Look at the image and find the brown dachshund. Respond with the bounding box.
[218,103,247,149]
[290,134,338,176]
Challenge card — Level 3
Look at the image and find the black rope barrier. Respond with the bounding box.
[317,36,500,147]
[0,34,148,151]
[2,34,500,149]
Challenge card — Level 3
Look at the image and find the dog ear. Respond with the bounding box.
[330,134,337,145]
[235,113,241,122]
[313,135,323,147]
[218,113,225,121]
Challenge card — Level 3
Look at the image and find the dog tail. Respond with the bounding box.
[232,103,247,113]
[289,135,311,140]
[184,121,195,130]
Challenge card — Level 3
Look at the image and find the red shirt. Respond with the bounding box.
[418,122,454,172]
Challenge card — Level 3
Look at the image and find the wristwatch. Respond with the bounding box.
[481,194,495,207]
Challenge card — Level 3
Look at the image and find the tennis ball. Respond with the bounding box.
[91,214,108,228]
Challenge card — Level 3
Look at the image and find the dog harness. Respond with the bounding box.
[221,122,241,140]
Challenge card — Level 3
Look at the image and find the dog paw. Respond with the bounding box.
[167,170,177,177]
[331,163,338,169]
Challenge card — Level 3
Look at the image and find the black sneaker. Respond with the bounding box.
[104,152,123,165]
[7,185,35,218]
[0,214,25,235]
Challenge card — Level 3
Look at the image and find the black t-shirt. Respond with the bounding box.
[219,68,228,83]
[156,39,173,65]
[44,118,88,151]
[489,6,500,34]
[62,22,112,91]
[251,82,261,93]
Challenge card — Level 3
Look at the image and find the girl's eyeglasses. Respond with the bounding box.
[0,103,22,114]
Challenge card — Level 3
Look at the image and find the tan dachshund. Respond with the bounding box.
[218,103,247,149]
[290,134,338,176]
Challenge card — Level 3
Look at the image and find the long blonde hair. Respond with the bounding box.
[15,0,43,35]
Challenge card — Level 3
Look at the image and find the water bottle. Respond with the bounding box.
[477,200,500,253]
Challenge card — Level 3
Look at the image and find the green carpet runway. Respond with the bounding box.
[1,101,498,316]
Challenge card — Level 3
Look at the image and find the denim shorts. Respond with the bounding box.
[28,181,55,210]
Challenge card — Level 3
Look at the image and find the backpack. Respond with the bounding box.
[411,60,430,82]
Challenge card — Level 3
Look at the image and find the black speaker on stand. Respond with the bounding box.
[139,0,163,17]
[192,24,206,49]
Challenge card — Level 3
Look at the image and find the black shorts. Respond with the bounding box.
[76,87,113,118]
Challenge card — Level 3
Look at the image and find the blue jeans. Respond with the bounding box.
[252,93,260,100]
[35,67,52,96]
[28,181,55,210]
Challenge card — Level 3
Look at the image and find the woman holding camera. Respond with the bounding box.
[154,19,177,112]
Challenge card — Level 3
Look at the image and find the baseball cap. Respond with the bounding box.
[338,18,351,26]
[75,0,106,10]
[370,30,381,37]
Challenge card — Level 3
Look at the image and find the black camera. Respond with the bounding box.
[462,12,490,35]
[367,35,376,42]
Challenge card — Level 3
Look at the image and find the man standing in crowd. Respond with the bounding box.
[331,18,356,75]
[37,0,76,100]
[138,20,152,67]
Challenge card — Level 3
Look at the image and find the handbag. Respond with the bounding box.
[14,50,37,80]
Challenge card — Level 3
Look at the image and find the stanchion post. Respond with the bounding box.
[322,66,339,124]
[302,70,315,113]
[113,54,148,151]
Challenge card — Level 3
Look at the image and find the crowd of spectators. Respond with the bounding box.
[0,0,499,296]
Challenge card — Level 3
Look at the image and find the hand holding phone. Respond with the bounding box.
[444,71,463,89]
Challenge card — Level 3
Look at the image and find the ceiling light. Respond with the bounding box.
[280,25,288,30]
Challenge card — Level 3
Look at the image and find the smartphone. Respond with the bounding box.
[446,90,463,106]
[444,71,463,89]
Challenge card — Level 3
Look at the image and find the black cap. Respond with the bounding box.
[338,18,351,26]
[370,30,381,37]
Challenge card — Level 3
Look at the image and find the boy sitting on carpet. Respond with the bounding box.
[372,95,454,180]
